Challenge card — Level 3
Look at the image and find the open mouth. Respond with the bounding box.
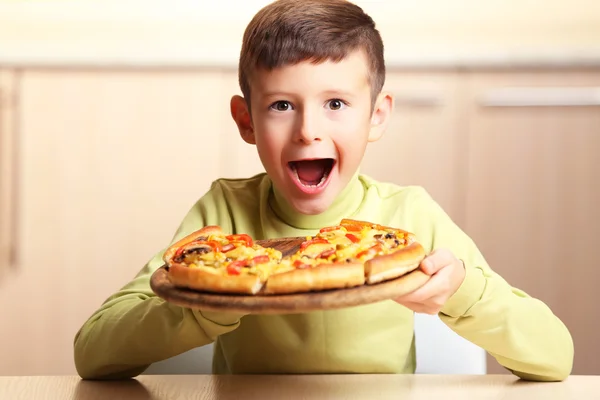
[288,158,335,188]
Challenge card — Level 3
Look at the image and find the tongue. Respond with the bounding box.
[295,159,329,184]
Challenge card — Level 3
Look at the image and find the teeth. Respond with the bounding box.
[314,171,329,187]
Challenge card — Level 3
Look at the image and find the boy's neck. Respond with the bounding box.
[269,171,364,230]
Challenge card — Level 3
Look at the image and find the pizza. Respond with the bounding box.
[162,219,426,295]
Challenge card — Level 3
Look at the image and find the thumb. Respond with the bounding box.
[421,248,454,275]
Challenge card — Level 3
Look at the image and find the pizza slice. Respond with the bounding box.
[339,219,426,284]
[262,235,365,294]
[163,226,282,294]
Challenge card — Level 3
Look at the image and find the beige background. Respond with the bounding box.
[1,0,600,66]
[1,0,599,378]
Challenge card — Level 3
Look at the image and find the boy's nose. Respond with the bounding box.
[293,110,322,144]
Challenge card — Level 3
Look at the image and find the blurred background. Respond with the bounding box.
[0,0,599,377]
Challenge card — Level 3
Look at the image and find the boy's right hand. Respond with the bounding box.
[393,249,466,314]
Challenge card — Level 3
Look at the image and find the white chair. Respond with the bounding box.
[144,341,213,375]
[413,313,486,374]
[144,313,486,375]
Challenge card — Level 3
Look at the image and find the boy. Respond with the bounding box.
[74,0,573,381]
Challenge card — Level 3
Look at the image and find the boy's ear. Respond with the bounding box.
[368,91,394,143]
[230,95,256,145]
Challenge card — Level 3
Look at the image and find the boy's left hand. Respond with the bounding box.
[393,249,466,315]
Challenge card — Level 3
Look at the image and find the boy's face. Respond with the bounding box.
[231,50,392,215]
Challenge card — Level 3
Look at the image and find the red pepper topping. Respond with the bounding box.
[319,249,336,259]
[205,240,222,252]
[226,234,254,247]
[300,238,329,251]
[221,243,235,253]
[227,259,247,275]
[319,225,343,233]
[174,247,185,260]
[345,233,360,243]
[252,255,270,265]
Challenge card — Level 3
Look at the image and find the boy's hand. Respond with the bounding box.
[393,249,466,315]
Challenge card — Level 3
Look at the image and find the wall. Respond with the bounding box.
[1,0,600,67]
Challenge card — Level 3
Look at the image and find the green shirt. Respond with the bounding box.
[73,173,573,381]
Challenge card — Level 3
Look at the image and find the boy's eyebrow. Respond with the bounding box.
[259,90,358,99]
[320,90,357,98]
[259,91,297,98]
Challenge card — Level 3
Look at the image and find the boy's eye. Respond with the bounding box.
[270,101,293,112]
[326,99,346,110]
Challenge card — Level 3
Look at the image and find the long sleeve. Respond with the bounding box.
[410,188,574,381]
[73,254,245,379]
[74,184,245,380]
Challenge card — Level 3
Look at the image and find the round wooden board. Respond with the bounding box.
[150,236,431,314]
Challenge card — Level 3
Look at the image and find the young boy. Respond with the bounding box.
[73,0,573,381]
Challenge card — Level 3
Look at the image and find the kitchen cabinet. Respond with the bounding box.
[361,71,468,226]
[0,69,17,281]
[462,69,600,375]
[0,70,232,375]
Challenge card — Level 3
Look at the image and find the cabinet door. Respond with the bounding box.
[464,70,600,375]
[0,70,227,375]
[0,69,17,280]
[360,71,468,225]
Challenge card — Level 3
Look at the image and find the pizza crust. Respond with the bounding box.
[364,242,426,284]
[168,263,265,295]
[263,263,365,294]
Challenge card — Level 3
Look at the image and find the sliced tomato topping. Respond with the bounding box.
[226,234,254,247]
[345,233,360,243]
[252,255,270,265]
[221,243,235,253]
[300,238,329,251]
[356,243,383,259]
[293,259,311,269]
[226,259,247,275]
[319,225,344,233]
[318,249,336,259]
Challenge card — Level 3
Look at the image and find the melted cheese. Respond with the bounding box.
[300,242,335,258]
[334,245,360,261]
[224,245,255,259]
[183,237,283,279]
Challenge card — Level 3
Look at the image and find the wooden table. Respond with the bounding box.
[0,374,598,399]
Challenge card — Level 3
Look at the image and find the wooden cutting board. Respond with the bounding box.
[150,237,430,314]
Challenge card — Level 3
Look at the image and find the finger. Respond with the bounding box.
[421,248,455,275]
[396,263,453,303]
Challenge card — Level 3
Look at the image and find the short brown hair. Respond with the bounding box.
[238,0,385,110]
